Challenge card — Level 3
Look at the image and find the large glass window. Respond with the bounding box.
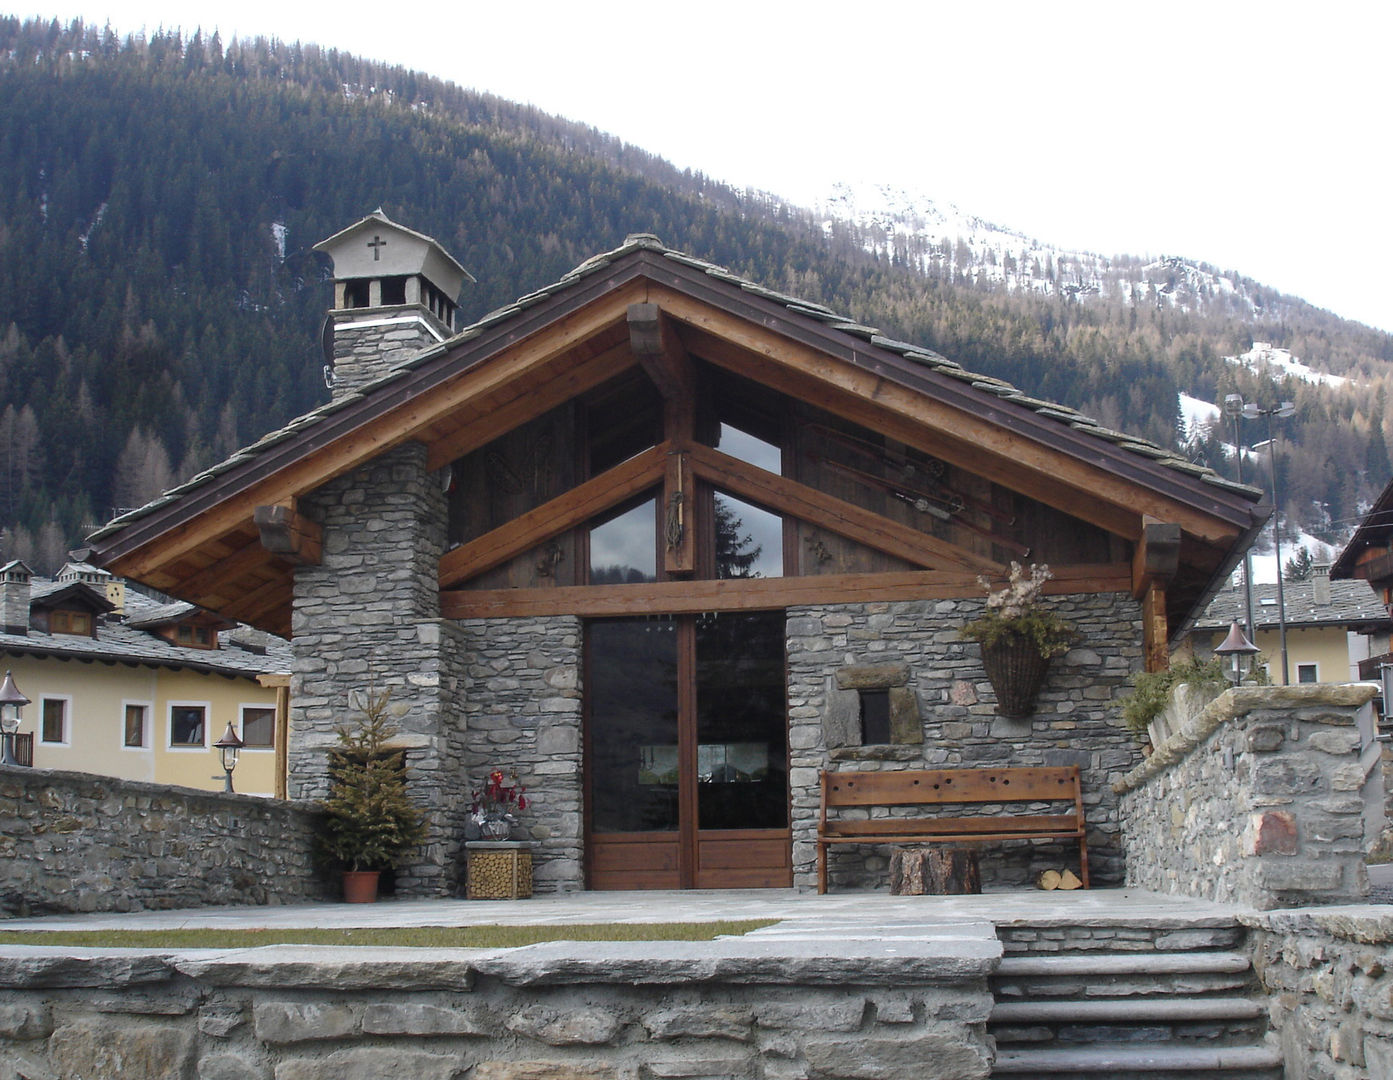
[589,498,658,584]
[714,493,783,579]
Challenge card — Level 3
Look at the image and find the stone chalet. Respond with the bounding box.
[81,212,1268,896]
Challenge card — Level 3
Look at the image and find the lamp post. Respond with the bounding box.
[1223,394,1258,638]
[214,722,244,793]
[1241,399,1295,684]
[0,669,27,767]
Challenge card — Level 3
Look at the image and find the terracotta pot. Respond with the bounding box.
[979,634,1054,719]
[341,869,381,903]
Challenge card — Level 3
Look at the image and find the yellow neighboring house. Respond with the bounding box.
[0,559,291,795]
[1188,564,1392,685]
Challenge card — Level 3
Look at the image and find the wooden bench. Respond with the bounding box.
[816,765,1089,894]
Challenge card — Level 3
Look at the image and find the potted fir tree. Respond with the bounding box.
[960,562,1075,719]
[316,687,428,902]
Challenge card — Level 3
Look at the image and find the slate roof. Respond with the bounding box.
[0,581,292,678]
[1194,576,1392,632]
[86,234,1263,547]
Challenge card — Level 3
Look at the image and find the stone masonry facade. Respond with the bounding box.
[1116,684,1381,909]
[787,592,1144,891]
[0,766,322,916]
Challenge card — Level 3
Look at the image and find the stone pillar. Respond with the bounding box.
[289,441,464,896]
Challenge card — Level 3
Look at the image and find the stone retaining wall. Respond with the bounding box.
[0,766,323,916]
[1115,684,1382,909]
[1244,908,1393,1079]
[0,940,997,1080]
[787,592,1143,891]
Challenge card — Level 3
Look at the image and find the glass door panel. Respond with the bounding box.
[588,617,678,833]
[695,610,788,831]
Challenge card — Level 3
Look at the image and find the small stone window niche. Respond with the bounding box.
[824,663,923,761]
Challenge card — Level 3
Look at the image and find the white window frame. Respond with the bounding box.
[121,699,152,751]
[39,694,72,746]
[167,701,210,750]
[1296,662,1319,685]
[238,702,277,751]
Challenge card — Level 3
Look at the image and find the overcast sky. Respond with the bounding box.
[29,0,1393,333]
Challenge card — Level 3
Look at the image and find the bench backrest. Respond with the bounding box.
[821,766,1082,811]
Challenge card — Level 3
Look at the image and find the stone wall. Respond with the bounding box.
[787,592,1143,891]
[0,941,996,1080]
[1116,684,1382,908]
[455,616,585,893]
[0,766,322,916]
[290,441,466,897]
[1244,908,1393,1079]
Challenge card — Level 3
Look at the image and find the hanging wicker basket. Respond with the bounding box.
[979,634,1054,719]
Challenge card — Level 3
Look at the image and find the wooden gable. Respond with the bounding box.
[83,237,1267,653]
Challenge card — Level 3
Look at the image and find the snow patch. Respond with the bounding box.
[271,222,287,261]
[1226,341,1351,389]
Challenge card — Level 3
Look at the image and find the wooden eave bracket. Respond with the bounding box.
[1131,518,1181,600]
[254,504,322,566]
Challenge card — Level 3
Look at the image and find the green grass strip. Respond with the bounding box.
[0,919,777,950]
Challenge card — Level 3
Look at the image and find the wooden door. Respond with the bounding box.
[585,611,791,889]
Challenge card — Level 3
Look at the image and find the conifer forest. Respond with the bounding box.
[1,17,1390,572]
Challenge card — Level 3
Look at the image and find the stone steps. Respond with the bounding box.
[991,1042,1285,1076]
[989,925,1280,1078]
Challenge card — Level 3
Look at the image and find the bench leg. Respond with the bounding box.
[1078,836,1090,889]
[817,842,827,895]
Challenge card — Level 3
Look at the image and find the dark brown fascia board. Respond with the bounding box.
[1333,478,1393,579]
[1167,501,1272,641]
[89,246,1260,568]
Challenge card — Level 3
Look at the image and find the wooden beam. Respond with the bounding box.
[254,504,322,566]
[663,446,696,575]
[174,540,274,601]
[438,443,669,588]
[1142,581,1170,673]
[423,338,636,471]
[100,281,650,582]
[218,573,292,625]
[661,299,1243,545]
[441,562,1132,619]
[687,443,1003,575]
[1131,517,1182,599]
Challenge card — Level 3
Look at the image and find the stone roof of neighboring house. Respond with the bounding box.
[1194,575,1393,632]
[0,580,291,678]
[86,235,1262,549]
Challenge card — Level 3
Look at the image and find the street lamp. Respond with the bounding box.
[0,670,28,767]
[213,722,244,793]
[1214,620,1261,686]
[1241,399,1296,684]
[1223,394,1257,637]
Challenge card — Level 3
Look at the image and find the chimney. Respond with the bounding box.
[0,560,32,635]
[313,210,473,399]
[1313,562,1331,607]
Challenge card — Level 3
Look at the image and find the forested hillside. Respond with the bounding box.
[1,16,1389,571]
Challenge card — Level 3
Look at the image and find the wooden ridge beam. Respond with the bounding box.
[688,443,1003,575]
[439,443,669,588]
[628,302,693,401]
[441,562,1131,620]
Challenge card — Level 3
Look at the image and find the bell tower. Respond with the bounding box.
[314,210,473,398]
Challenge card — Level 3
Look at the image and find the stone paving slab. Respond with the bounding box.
[0,886,1249,934]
